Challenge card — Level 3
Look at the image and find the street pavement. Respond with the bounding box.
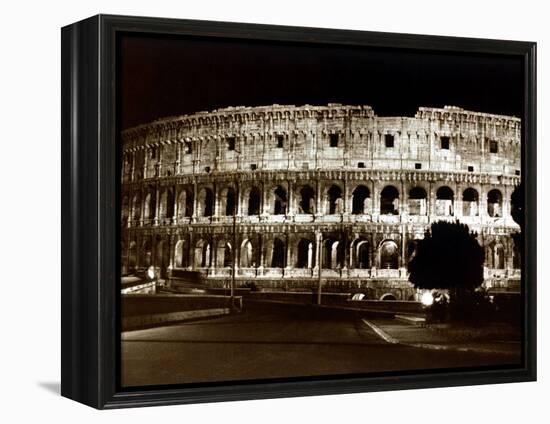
[121,301,521,387]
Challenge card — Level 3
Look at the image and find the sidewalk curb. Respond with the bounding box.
[361,319,399,344]
[404,342,520,356]
[395,314,426,325]
[362,319,519,356]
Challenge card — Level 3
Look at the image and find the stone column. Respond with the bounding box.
[455,183,463,218]
[156,145,163,177]
[258,233,265,270]
[212,182,218,217]
[143,149,148,179]
[316,179,322,216]
[139,187,145,226]
[400,180,406,216]
[314,230,322,271]
[172,186,178,225]
[236,181,242,217]
[130,151,135,181]
[372,182,380,216]
[343,178,349,215]
[192,181,199,221]
[168,234,176,276]
[503,185,510,225]
[175,143,181,175]
[154,186,160,226]
[287,179,294,216]
[285,234,292,272]
[400,226,406,268]
[428,182,435,220]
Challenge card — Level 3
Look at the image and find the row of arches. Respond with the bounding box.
[124,184,507,223]
[126,234,519,278]
[128,237,403,272]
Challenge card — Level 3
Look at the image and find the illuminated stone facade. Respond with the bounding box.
[121,104,521,300]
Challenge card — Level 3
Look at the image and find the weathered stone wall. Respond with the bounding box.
[120,104,521,300]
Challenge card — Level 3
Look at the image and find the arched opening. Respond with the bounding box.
[144,190,156,220]
[436,186,454,216]
[127,241,137,271]
[298,185,315,214]
[194,240,211,268]
[122,196,129,225]
[408,187,427,215]
[487,189,503,217]
[140,239,152,267]
[380,240,399,269]
[352,185,371,214]
[177,189,193,218]
[485,244,494,268]
[240,239,256,268]
[155,239,171,277]
[131,194,141,221]
[381,293,397,301]
[247,187,261,215]
[323,239,344,269]
[462,188,479,216]
[296,238,314,268]
[222,243,233,267]
[174,239,189,268]
[494,244,505,269]
[380,186,399,215]
[355,240,370,269]
[198,188,214,217]
[159,189,175,220]
[273,186,287,215]
[271,238,285,268]
[327,185,343,214]
[221,187,236,216]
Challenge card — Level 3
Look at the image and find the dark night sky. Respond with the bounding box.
[119,34,524,130]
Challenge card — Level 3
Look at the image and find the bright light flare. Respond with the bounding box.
[421,291,434,306]
[146,266,156,280]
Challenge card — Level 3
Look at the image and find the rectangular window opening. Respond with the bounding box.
[329,133,339,147]
[250,164,257,170]
[490,140,498,153]
[468,166,474,172]
[385,134,394,148]
[227,137,236,151]
[184,141,192,154]
[440,136,450,150]
[415,163,422,170]
[276,135,284,148]
[358,162,366,168]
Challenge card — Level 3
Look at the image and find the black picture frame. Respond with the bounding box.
[61,14,537,409]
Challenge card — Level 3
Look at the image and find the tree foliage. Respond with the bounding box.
[408,220,485,291]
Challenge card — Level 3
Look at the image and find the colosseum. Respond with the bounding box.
[120,103,521,300]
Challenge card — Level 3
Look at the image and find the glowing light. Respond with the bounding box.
[147,266,156,280]
[421,291,434,306]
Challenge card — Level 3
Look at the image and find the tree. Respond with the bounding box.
[408,220,485,303]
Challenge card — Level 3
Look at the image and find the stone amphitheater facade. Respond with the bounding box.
[120,104,521,300]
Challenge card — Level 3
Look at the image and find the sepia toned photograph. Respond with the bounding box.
[118,31,525,388]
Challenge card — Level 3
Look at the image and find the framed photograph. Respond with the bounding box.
[61,14,536,409]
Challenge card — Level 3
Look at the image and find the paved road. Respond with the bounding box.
[121,302,520,387]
